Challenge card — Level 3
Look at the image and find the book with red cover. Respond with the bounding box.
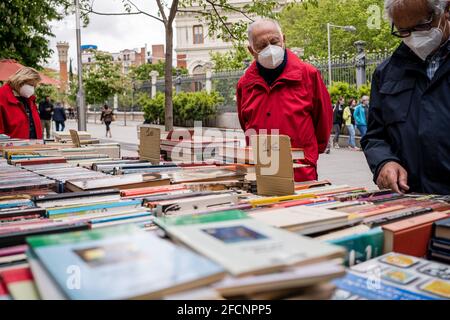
[0,278,9,300]
[382,211,450,257]
[0,266,39,300]
[11,157,67,166]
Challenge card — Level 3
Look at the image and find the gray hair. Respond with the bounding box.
[385,0,448,22]
[247,19,283,46]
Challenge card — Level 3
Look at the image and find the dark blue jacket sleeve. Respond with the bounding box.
[361,67,401,182]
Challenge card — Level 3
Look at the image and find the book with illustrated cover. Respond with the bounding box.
[27,225,225,300]
[154,210,345,276]
[333,252,450,300]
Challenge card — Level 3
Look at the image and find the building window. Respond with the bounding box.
[193,25,204,44]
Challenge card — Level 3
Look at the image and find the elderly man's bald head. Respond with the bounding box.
[247,19,285,58]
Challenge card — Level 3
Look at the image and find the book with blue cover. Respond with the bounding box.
[46,199,143,218]
[27,224,225,299]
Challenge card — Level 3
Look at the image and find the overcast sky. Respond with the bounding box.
[46,0,168,70]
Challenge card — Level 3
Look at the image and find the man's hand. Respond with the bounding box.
[376,161,410,194]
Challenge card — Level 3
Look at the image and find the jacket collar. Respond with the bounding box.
[242,49,304,89]
[3,83,36,106]
[391,42,450,84]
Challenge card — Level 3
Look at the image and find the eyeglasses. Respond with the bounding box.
[391,14,435,38]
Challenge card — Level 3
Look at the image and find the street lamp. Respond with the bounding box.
[75,0,86,131]
[327,23,357,86]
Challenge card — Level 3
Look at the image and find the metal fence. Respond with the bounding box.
[122,49,392,115]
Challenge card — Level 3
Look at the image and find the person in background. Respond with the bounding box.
[362,0,450,194]
[53,102,67,132]
[39,95,53,139]
[332,96,345,149]
[100,104,114,138]
[236,19,332,182]
[0,67,43,139]
[354,96,370,138]
[343,99,359,151]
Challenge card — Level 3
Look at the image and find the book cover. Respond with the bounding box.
[155,210,345,276]
[327,227,384,267]
[383,212,449,257]
[0,267,40,300]
[27,224,225,300]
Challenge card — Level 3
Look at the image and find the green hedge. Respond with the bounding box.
[328,82,371,104]
[140,91,224,125]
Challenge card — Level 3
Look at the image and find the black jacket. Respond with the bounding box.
[52,105,66,122]
[38,100,53,120]
[361,43,450,194]
[333,103,344,125]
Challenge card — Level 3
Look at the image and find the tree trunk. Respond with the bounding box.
[164,23,174,132]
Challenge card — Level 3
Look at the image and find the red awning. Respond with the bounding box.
[0,59,60,86]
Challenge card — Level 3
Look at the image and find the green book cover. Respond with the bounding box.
[154,210,248,229]
[329,227,384,267]
[27,224,139,249]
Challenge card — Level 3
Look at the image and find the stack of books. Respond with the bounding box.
[0,135,449,300]
[0,162,56,197]
[160,137,240,162]
[428,217,450,264]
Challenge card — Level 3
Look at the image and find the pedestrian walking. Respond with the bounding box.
[53,102,67,132]
[332,96,345,148]
[39,96,53,139]
[343,99,359,150]
[354,96,370,138]
[100,104,114,138]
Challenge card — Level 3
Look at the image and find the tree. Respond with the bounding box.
[210,44,252,72]
[129,62,187,81]
[83,51,124,106]
[78,0,317,131]
[280,0,400,59]
[0,0,74,68]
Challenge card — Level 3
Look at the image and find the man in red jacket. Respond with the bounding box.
[237,19,333,182]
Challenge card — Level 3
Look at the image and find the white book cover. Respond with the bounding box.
[164,214,345,276]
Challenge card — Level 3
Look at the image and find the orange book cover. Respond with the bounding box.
[383,212,449,257]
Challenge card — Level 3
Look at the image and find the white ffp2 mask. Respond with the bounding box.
[403,19,445,61]
[19,84,35,98]
[256,44,285,69]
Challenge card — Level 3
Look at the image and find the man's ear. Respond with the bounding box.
[248,45,257,60]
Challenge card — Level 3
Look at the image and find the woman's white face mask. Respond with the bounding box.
[255,44,285,69]
[19,84,35,98]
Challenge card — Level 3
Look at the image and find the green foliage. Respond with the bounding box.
[280,0,401,59]
[35,85,59,104]
[357,84,371,98]
[141,91,224,125]
[0,0,75,68]
[83,51,125,105]
[328,82,357,103]
[139,92,165,124]
[210,45,252,72]
[129,62,188,81]
[328,81,372,104]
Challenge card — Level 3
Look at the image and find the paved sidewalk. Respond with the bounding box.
[65,119,377,189]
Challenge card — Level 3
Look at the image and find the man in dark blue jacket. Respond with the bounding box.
[362,0,450,195]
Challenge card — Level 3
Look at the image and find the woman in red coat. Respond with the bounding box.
[0,67,43,139]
